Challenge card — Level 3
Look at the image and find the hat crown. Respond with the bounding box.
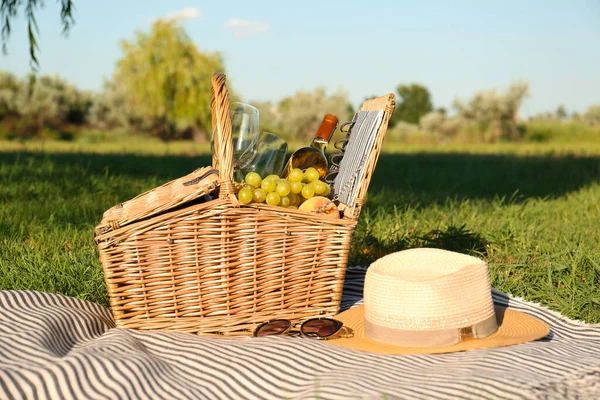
[328,248,550,353]
[371,249,483,281]
[364,248,496,333]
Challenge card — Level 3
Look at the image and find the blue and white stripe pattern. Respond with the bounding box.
[332,110,384,207]
[1,267,599,400]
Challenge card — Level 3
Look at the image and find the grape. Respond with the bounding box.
[290,181,303,194]
[287,205,298,210]
[305,167,320,182]
[266,192,281,206]
[261,179,277,193]
[322,183,331,197]
[253,188,267,203]
[288,168,304,182]
[280,196,291,207]
[264,174,280,182]
[288,193,300,206]
[237,187,254,204]
[245,172,262,188]
[301,183,315,199]
[313,180,329,195]
[275,181,291,197]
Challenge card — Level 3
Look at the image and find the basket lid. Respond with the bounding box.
[331,93,395,219]
[94,166,220,236]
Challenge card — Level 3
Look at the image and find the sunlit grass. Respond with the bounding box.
[4,134,600,156]
[1,138,599,323]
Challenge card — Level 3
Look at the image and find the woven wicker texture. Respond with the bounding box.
[95,73,395,335]
[95,167,219,236]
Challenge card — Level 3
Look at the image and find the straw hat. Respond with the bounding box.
[328,248,549,355]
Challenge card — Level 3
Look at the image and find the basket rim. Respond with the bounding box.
[95,196,357,248]
[95,166,220,236]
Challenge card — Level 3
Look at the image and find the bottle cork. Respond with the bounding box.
[315,114,339,141]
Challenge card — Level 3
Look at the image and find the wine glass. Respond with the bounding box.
[239,132,288,179]
[211,102,260,180]
[229,102,260,166]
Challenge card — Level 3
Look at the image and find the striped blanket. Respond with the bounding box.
[1,267,599,400]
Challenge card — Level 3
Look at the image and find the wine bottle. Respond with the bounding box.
[281,114,338,179]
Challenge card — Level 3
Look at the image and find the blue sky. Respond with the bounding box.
[2,0,599,117]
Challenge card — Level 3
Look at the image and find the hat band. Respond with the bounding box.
[364,313,499,348]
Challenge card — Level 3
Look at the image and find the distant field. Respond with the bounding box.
[4,135,600,156]
[1,138,600,323]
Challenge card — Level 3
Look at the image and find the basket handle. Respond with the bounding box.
[210,73,238,202]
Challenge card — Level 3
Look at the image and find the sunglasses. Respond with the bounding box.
[253,318,351,340]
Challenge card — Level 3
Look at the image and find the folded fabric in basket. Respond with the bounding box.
[332,109,384,206]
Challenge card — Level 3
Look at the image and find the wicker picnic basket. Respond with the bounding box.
[94,73,395,335]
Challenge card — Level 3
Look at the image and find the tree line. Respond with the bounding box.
[1,19,599,143]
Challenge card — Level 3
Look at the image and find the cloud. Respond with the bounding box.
[163,7,203,21]
[224,18,270,37]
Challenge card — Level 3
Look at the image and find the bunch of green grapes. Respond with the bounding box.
[236,167,331,208]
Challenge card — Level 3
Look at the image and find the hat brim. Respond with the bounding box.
[326,305,550,355]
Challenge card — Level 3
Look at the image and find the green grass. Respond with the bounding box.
[1,138,600,323]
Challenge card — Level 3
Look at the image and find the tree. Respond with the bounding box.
[275,87,352,142]
[392,83,433,125]
[0,71,20,116]
[252,100,280,135]
[555,104,567,120]
[114,20,225,142]
[583,104,600,126]
[1,0,75,70]
[453,82,529,141]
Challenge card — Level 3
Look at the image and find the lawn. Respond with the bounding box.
[1,138,599,323]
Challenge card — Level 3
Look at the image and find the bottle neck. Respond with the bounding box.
[314,114,338,144]
[310,136,328,152]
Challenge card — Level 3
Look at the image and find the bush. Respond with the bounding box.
[522,121,600,142]
[438,117,465,140]
[386,121,437,144]
[89,81,136,132]
[419,111,446,133]
[583,105,600,126]
[0,124,10,140]
[453,82,529,141]
[0,72,93,139]
[522,122,555,142]
[39,126,81,141]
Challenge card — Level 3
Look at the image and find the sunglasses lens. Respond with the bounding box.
[301,319,343,338]
[255,320,291,337]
